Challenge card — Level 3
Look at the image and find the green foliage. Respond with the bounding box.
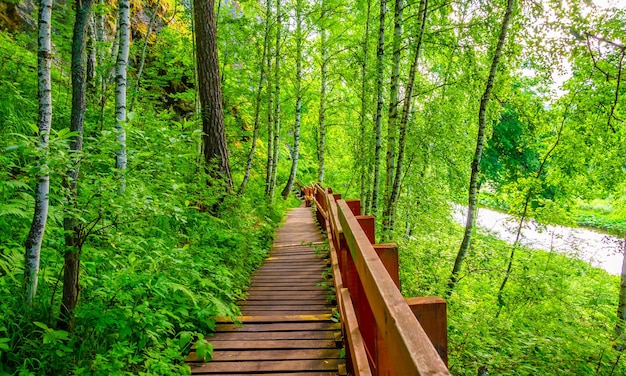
[399,203,624,375]
[0,22,295,374]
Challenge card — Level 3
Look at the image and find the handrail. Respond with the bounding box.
[301,183,449,376]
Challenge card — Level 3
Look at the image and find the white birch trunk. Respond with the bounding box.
[115,0,130,191]
[372,0,387,216]
[615,238,626,350]
[24,0,53,306]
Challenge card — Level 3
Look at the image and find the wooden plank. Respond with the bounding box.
[240,310,332,316]
[206,339,337,350]
[245,293,328,300]
[241,304,331,310]
[239,299,329,305]
[193,372,339,376]
[191,359,343,374]
[339,288,372,376]
[204,330,338,341]
[215,322,341,332]
[246,286,325,292]
[337,200,449,376]
[217,314,332,323]
[187,348,342,362]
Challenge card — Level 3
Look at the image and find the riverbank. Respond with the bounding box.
[451,204,624,275]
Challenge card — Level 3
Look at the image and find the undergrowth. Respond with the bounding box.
[398,203,624,375]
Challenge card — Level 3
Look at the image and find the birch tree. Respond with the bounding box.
[281,0,303,199]
[24,0,53,306]
[267,0,282,203]
[240,0,272,195]
[447,0,516,296]
[359,0,372,213]
[371,0,387,216]
[388,0,428,233]
[60,0,94,331]
[317,0,328,183]
[114,0,130,191]
[381,0,403,237]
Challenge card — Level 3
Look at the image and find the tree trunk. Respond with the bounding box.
[381,0,403,238]
[86,15,96,88]
[318,3,327,184]
[388,0,428,233]
[496,103,569,312]
[371,0,387,217]
[240,0,272,195]
[115,0,129,191]
[359,0,372,214]
[268,0,282,203]
[265,45,275,196]
[24,0,53,306]
[194,0,233,187]
[281,0,302,199]
[616,238,626,350]
[447,0,515,297]
[59,0,94,331]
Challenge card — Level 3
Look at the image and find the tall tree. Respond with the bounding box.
[265,22,275,197]
[281,0,303,199]
[387,0,428,233]
[359,0,372,213]
[617,239,626,350]
[194,0,233,187]
[267,0,282,203]
[60,0,94,331]
[114,0,130,191]
[371,0,387,217]
[447,0,516,296]
[381,0,403,237]
[24,0,53,306]
[317,2,327,184]
[240,0,272,195]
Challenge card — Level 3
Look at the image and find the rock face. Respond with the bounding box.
[0,0,37,32]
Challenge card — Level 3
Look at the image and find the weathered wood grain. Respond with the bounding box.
[186,206,343,375]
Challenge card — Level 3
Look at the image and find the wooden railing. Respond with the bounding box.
[302,183,450,376]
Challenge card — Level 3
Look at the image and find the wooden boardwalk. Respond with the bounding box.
[187,205,345,375]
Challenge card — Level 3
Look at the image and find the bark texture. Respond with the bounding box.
[268,0,282,203]
[388,0,428,233]
[24,0,53,306]
[115,0,130,191]
[240,0,272,195]
[616,238,626,350]
[194,0,233,187]
[382,0,403,238]
[447,0,515,296]
[360,0,372,214]
[281,0,302,199]
[60,0,94,331]
[371,0,387,217]
[318,3,327,184]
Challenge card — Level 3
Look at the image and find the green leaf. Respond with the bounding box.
[179,331,193,350]
[194,337,213,362]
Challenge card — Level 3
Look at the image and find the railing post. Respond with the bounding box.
[406,297,448,366]
[346,199,361,216]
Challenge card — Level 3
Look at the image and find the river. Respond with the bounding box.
[451,205,624,276]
